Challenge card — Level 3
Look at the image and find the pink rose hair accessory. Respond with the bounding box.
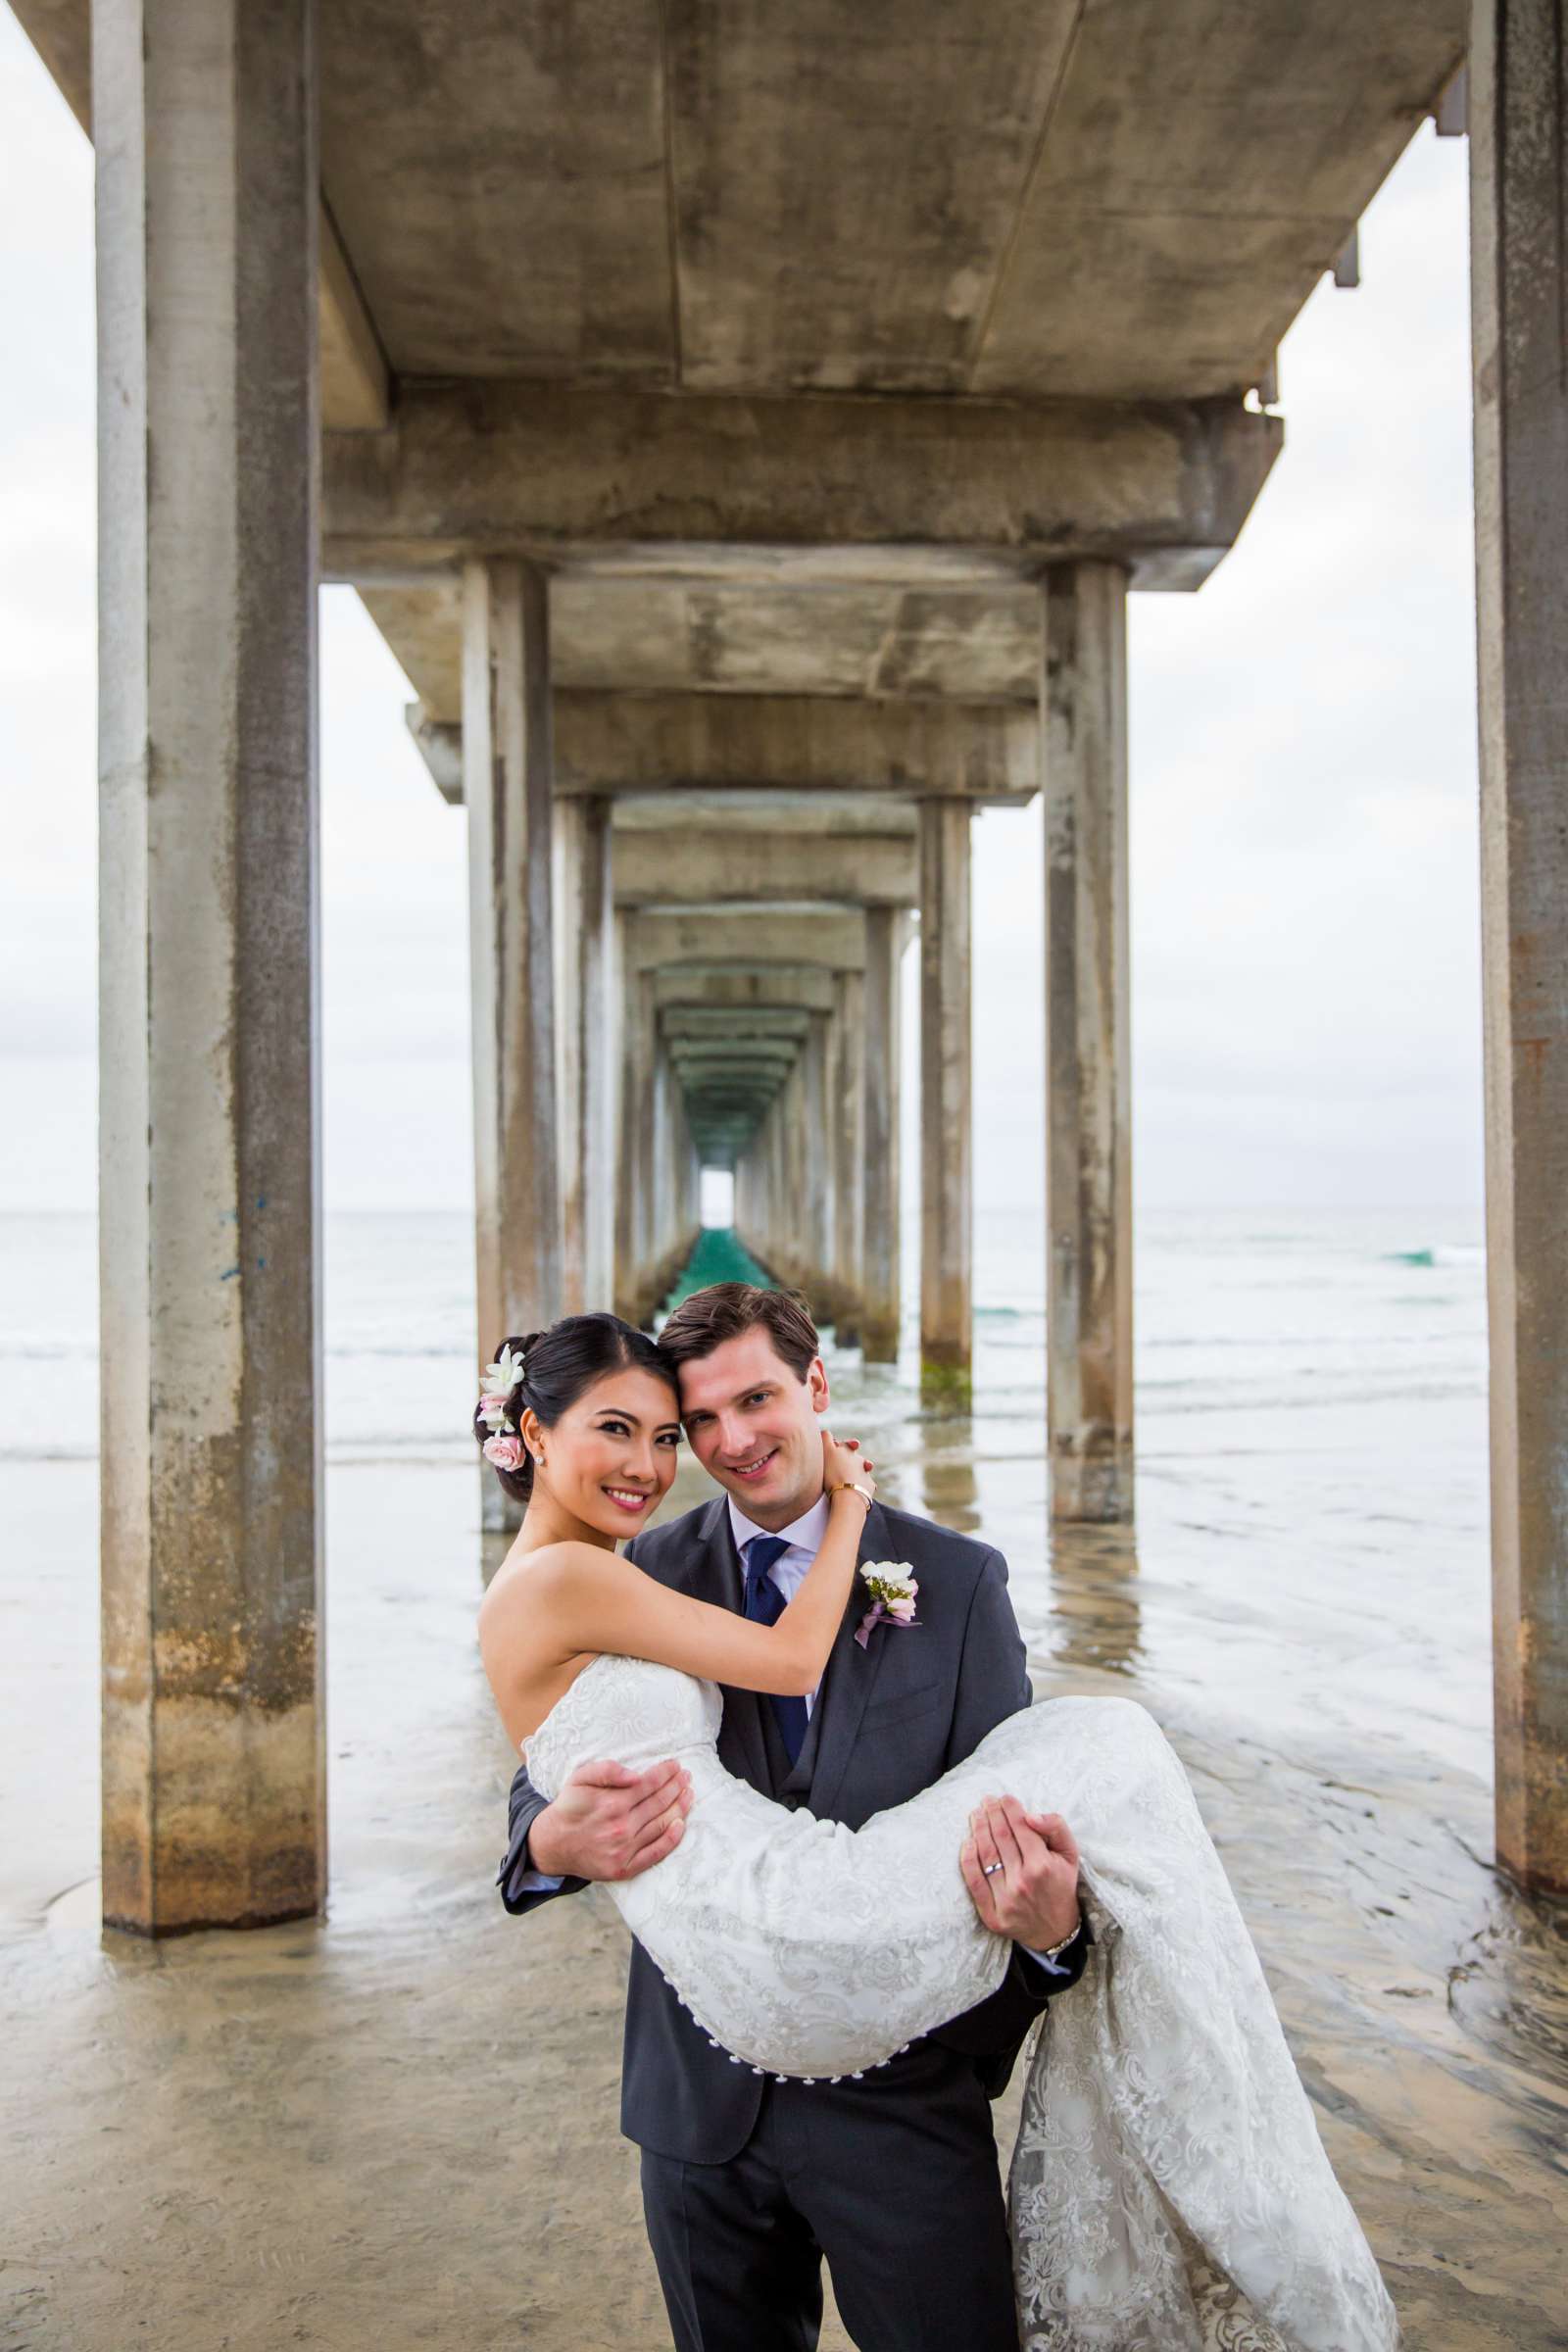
[482,1432,526,1473]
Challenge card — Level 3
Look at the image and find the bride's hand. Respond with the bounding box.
[822,1429,875,1509]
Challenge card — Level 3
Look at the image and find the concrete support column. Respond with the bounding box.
[1471,0,1568,1891]
[612,915,636,1320]
[662,1053,685,1277]
[774,1091,792,1282]
[464,556,562,1529]
[628,972,658,1320]
[760,1116,777,1271]
[650,1052,672,1291]
[95,0,323,1933]
[833,970,866,1344]
[1042,562,1134,1522]
[770,1077,791,1286]
[786,1070,803,1288]
[645,1049,694,1308]
[806,1011,836,1305]
[779,1059,807,1292]
[736,1140,757,1253]
[757,1108,772,1272]
[684,1117,702,1246]
[749,1109,773,1274]
[918,801,973,1403]
[556,795,613,1314]
[861,907,905,1362]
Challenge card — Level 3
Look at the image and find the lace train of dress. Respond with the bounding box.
[522,1653,1399,2352]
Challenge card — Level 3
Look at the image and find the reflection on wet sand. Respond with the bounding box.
[1043,1522,1145,1677]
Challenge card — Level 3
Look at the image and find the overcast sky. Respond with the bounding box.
[0,15,1482,1219]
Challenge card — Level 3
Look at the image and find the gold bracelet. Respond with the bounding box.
[825,1479,873,1513]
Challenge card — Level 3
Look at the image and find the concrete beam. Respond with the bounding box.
[683,1077,786,1102]
[318,200,391,432]
[624,905,866,974]
[668,1046,799,1076]
[322,382,1281,589]
[612,792,915,837]
[406,696,1033,809]
[11,3,389,433]
[653,964,838,1015]
[11,1,90,136]
[407,704,463,804]
[365,579,1047,725]
[613,831,917,908]
[689,1098,770,1119]
[660,1007,812,1042]
[552,691,1036,804]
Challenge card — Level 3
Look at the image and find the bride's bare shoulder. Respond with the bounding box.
[480,1539,627,1627]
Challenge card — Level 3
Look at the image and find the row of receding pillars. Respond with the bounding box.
[466,554,1132,1532]
[90,0,1568,1933]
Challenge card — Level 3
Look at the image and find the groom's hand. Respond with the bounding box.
[960,1794,1082,1950]
[528,1758,693,1882]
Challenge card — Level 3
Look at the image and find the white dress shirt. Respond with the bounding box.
[727,1490,831,1713]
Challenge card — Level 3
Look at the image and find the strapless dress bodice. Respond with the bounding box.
[524,1652,722,1800]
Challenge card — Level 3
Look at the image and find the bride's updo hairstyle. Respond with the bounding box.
[472,1312,675,1505]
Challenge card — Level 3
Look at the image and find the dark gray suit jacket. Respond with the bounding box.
[499,1494,1085,2163]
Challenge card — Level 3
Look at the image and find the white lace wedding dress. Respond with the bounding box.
[524,1651,1399,2352]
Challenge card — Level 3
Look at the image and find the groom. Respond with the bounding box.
[500,1283,1088,2352]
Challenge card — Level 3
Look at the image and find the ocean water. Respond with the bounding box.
[1,1204,1488,1458]
[0,1205,1487,1471]
[0,1196,1495,1796]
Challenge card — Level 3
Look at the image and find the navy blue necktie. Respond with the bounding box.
[742,1534,808,1767]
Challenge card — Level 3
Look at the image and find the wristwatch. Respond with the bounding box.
[825,1478,874,1513]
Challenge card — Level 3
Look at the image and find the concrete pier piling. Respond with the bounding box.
[465,559,562,1529]
[93,0,325,1934]
[556,795,615,1318]
[1043,563,1134,1524]
[1470,0,1568,1895]
[859,909,906,1363]
[919,800,975,1404]
[832,970,867,1346]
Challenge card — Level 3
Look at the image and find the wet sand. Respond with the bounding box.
[4,1347,1566,2349]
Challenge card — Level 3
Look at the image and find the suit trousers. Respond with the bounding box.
[638,2039,1020,2352]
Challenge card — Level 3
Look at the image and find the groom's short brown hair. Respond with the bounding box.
[659,1283,819,1382]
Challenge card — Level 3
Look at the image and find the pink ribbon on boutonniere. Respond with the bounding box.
[855,1563,920,1650]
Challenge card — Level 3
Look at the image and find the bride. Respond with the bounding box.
[478,1310,1398,2352]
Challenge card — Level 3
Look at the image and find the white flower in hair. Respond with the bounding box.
[483,1343,528,1396]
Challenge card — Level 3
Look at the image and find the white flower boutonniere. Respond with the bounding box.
[856,1560,920,1651]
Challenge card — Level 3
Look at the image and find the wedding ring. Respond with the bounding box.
[982,1860,1004,1877]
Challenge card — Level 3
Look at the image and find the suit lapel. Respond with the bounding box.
[799,1500,895,1819]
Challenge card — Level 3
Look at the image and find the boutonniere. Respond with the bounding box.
[856,1561,920,1650]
